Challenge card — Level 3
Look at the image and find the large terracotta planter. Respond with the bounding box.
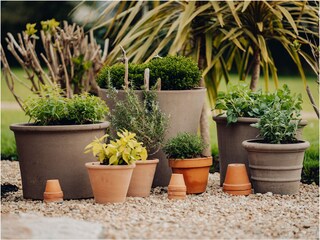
[10,122,109,200]
[127,159,159,197]
[85,162,135,203]
[169,156,212,194]
[242,139,310,195]
[99,88,206,187]
[213,116,307,186]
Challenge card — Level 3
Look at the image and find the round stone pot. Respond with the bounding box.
[99,88,207,187]
[10,122,110,200]
[242,139,310,195]
[213,116,307,186]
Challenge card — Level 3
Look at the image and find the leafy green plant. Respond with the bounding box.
[96,63,146,90]
[84,130,148,165]
[148,56,202,90]
[302,147,319,185]
[24,86,108,125]
[251,101,301,144]
[163,132,206,159]
[215,84,302,124]
[109,88,168,156]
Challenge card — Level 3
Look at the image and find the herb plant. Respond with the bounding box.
[109,88,168,156]
[163,132,206,159]
[214,84,302,124]
[24,86,108,125]
[84,130,148,165]
[148,55,202,90]
[251,101,301,144]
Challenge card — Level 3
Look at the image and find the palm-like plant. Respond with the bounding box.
[92,0,318,106]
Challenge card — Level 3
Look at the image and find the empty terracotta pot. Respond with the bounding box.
[223,164,252,196]
[168,174,186,200]
[43,179,63,203]
[127,159,159,197]
[169,157,212,194]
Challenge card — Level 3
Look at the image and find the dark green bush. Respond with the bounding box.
[24,86,108,125]
[163,132,206,159]
[148,55,202,90]
[301,147,319,185]
[96,63,146,89]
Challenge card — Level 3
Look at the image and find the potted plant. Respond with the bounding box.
[98,55,206,187]
[109,88,168,197]
[213,84,307,186]
[10,86,109,200]
[163,132,212,194]
[84,130,147,203]
[242,102,310,195]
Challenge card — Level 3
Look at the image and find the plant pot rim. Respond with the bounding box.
[242,139,310,152]
[85,162,136,169]
[212,115,308,126]
[169,156,212,168]
[212,115,259,123]
[10,121,110,132]
[99,87,206,93]
[136,159,159,164]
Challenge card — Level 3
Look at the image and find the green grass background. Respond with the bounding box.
[1,69,319,163]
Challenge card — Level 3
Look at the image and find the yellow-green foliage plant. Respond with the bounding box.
[85,130,148,165]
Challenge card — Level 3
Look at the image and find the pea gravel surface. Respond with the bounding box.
[1,160,319,239]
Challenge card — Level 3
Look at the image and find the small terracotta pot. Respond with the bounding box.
[43,179,63,203]
[169,157,212,194]
[127,159,159,197]
[223,164,252,196]
[168,174,186,200]
[85,162,135,203]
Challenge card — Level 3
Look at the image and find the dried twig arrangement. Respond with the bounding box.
[1,20,109,110]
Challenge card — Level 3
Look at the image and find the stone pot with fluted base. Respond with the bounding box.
[242,139,310,195]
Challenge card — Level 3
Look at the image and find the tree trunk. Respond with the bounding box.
[197,37,211,157]
[250,49,260,91]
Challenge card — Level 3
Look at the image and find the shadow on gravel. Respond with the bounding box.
[1,183,19,198]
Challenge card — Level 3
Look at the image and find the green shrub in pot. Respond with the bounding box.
[163,132,205,159]
[163,132,212,194]
[10,85,110,200]
[148,55,202,90]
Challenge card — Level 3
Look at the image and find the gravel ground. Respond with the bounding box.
[1,160,319,239]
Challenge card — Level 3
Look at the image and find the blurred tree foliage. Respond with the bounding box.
[1,1,78,65]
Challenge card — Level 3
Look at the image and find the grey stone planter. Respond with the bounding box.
[10,122,110,200]
[242,139,310,195]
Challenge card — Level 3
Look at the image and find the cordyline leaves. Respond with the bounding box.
[91,0,318,106]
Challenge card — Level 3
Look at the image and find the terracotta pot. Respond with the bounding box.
[99,88,207,187]
[213,116,307,186]
[10,122,110,200]
[43,179,63,203]
[223,164,252,196]
[168,173,186,200]
[85,162,135,203]
[127,159,159,197]
[242,139,310,195]
[169,157,212,194]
